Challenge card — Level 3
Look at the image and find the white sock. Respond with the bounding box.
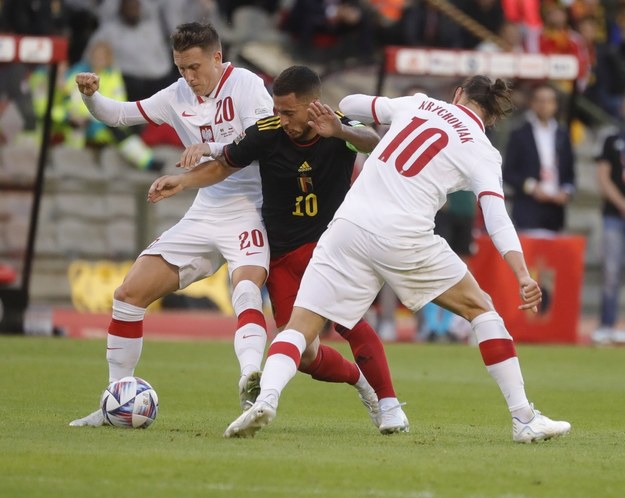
[472,311,531,416]
[107,334,143,382]
[232,280,267,376]
[354,371,370,392]
[107,299,145,382]
[257,329,307,408]
[486,357,531,415]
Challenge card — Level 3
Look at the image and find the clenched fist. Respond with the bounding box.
[75,72,100,97]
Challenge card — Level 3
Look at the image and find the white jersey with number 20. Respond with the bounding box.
[138,63,274,216]
[337,93,505,241]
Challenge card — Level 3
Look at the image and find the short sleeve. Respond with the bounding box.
[222,122,266,168]
[467,146,505,199]
[235,74,274,129]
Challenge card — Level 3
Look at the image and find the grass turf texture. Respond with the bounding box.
[1,336,624,498]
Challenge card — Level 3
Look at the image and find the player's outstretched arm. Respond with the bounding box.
[147,159,238,203]
[177,143,227,170]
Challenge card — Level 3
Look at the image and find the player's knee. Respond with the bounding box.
[113,283,131,303]
[231,279,262,315]
[458,291,492,321]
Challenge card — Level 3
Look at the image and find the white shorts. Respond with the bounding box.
[140,210,269,289]
[294,218,467,328]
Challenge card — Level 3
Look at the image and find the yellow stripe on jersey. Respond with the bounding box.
[257,116,281,131]
[257,115,279,125]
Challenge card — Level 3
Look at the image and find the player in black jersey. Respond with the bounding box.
[149,66,409,434]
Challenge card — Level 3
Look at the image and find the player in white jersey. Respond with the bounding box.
[69,23,275,427]
[224,75,572,443]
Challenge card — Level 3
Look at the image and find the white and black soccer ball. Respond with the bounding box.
[100,376,159,428]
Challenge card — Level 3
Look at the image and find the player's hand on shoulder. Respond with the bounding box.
[75,72,100,97]
[147,175,184,203]
[307,101,341,138]
[517,276,542,313]
[177,143,212,170]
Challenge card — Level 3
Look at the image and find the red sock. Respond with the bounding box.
[298,344,360,384]
[336,320,396,399]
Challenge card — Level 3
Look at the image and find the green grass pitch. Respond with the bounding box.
[1,335,624,498]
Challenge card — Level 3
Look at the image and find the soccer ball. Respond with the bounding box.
[100,376,159,428]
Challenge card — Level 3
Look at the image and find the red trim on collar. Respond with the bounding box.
[288,134,321,148]
[135,101,157,126]
[456,104,485,132]
[213,64,234,99]
[371,96,380,125]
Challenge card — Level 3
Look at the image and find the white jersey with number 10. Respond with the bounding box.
[337,93,504,240]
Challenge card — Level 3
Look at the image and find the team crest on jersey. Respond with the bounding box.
[200,125,214,143]
[298,176,313,193]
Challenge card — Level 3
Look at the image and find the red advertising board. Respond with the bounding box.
[469,235,586,343]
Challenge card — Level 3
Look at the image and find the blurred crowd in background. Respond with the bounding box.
[1,0,625,344]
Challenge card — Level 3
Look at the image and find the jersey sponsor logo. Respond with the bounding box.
[245,251,262,256]
[200,125,215,143]
[255,107,271,115]
[242,334,262,339]
[181,111,196,117]
[298,161,312,173]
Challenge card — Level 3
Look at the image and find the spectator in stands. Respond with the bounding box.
[458,0,505,49]
[64,0,100,65]
[65,40,162,171]
[539,3,587,91]
[401,1,463,48]
[0,0,69,134]
[501,0,542,52]
[594,6,625,118]
[281,0,376,64]
[503,83,576,235]
[218,0,280,24]
[86,0,175,101]
[476,20,525,52]
[568,0,607,43]
[28,63,71,144]
[592,104,625,344]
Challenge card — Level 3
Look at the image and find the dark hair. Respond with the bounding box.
[460,75,514,124]
[171,22,221,53]
[530,81,558,100]
[272,65,321,99]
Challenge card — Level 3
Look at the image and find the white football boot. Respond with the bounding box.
[69,408,106,427]
[512,407,571,443]
[224,400,276,438]
[238,371,262,411]
[378,403,410,435]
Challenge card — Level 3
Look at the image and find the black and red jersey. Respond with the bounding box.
[223,113,359,256]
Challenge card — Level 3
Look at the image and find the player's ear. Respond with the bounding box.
[452,86,463,105]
